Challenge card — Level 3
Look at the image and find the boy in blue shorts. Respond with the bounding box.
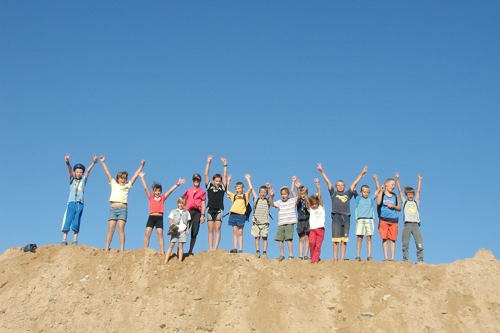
[226,174,253,253]
[61,153,97,246]
[354,174,381,261]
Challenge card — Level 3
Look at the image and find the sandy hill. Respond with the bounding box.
[0,246,499,333]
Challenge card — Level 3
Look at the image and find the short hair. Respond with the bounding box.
[385,178,395,184]
[234,182,244,188]
[299,185,308,193]
[259,186,268,192]
[152,182,162,192]
[213,173,222,181]
[177,196,186,205]
[116,171,128,181]
[280,186,290,195]
[404,187,415,194]
[335,180,345,187]
[361,185,370,191]
[309,194,319,204]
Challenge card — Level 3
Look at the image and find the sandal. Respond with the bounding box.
[288,256,295,260]
[304,256,309,260]
[230,249,237,254]
[276,256,285,262]
[355,257,361,262]
[238,250,243,253]
[367,257,373,261]
[299,257,304,260]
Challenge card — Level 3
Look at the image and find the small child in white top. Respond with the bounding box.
[165,196,191,263]
[305,179,325,263]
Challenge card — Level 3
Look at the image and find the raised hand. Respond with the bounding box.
[141,159,145,166]
[361,166,368,176]
[418,174,422,180]
[93,154,98,163]
[227,174,232,182]
[244,174,251,180]
[395,172,399,180]
[221,157,227,165]
[100,156,105,163]
[372,174,378,180]
[65,153,70,163]
[178,178,186,184]
[292,175,297,182]
[207,155,213,163]
[139,172,145,178]
[317,163,323,172]
[314,178,320,187]
[295,179,302,188]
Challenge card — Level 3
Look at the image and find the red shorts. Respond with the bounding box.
[378,220,398,241]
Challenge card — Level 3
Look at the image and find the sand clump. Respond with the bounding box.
[0,246,499,333]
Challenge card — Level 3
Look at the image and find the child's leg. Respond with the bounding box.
[356,236,363,258]
[382,239,389,260]
[207,221,215,250]
[401,223,411,261]
[156,228,164,254]
[413,225,424,261]
[71,203,84,242]
[286,240,293,257]
[232,225,238,249]
[144,227,153,249]
[304,234,309,258]
[309,230,317,260]
[61,202,77,242]
[316,228,325,262]
[165,242,175,263]
[298,236,304,257]
[105,219,118,251]
[278,241,284,257]
[333,242,339,262]
[262,236,268,253]
[237,226,244,251]
[255,236,260,252]
[340,241,347,261]
[214,221,222,250]
[389,240,396,260]
[117,219,126,253]
[178,242,184,261]
[366,235,372,258]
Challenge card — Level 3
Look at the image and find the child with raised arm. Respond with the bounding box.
[295,181,310,260]
[100,156,145,252]
[251,183,272,258]
[354,174,381,261]
[226,174,253,253]
[377,176,401,261]
[184,173,206,256]
[204,155,228,251]
[396,173,423,263]
[304,179,325,263]
[60,153,98,246]
[268,176,298,261]
[317,163,367,262]
[165,196,191,263]
[138,172,186,254]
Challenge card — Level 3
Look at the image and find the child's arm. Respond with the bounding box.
[163,178,186,199]
[376,184,385,205]
[65,153,73,179]
[416,174,422,200]
[129,160,146,185]
[226,174,232,193]
[266,182,276,207]
[315,178,324,207]
[244,174,253,197]
[204,155,212,187]
[85,154,98,178]
[349,166,368,192]
[373,174,381,195]
[291,176,297,198]
[138,172,152,198]
[186,219,191,236]
[221,157,228,188]
[317,163,333,191]
[395,172,404,200]
[100,156,113,183]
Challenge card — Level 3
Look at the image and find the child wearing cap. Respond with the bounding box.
[60,153,98,246]
[184,172,206,255]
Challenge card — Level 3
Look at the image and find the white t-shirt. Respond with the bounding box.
[168,209,191,232]
[309,206,325,230]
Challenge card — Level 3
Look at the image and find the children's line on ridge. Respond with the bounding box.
[60,154,424,264]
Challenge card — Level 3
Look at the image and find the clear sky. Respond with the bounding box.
[1,1,499,264]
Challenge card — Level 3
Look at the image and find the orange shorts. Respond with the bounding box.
[378,220,398,241]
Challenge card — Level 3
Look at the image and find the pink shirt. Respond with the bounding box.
[183,187,206,212]
[149,194,166,214]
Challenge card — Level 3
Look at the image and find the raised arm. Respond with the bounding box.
[266,182,276,207]
[138,172,152,198]
[204,155,212,187]
[226,174,232,193]
[372,174,381,195]
[376,184,385,205]
[221,157,228,188]
[164,178,186,199]
[416,174,422,200]
[65,153,73,179]
[317,163,333,191]
[100,156,113,183]
[129,159,145,185]
[315,178,324,207]
[244,174,253,197]
[350,166,367,192]
[291,176,297,198]
[395,172,404,200]
[85,154,98,178]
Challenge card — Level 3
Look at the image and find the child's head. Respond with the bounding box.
[384,178,396,192]
[335,180,345,193]
[73,164,85,179]
[309,194,319,209]
[404,186,415,200]
[234,182,244,194]
[212,173,222,187]
[258,186,268,199]
[116,171,128,185]
[280,186,290,201]
[177,196,186,209]
[152,182,162,197]
[360,185,370,198]
[299,186,308,199]
[192,173,202,187]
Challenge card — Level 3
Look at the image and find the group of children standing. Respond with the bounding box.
[61,154,423,264]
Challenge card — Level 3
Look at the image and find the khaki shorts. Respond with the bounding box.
[251,223,269,237]
[274,224,294,242]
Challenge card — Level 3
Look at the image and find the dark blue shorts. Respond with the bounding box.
[228,213,246,227]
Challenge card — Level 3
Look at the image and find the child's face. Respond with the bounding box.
[311,200,318,209]
[406,192,415,200]
[281,190,290,201]
[213,177,222,188]
[118,176,127,186]
[361,187,370,198]
[385,180,395,192]
[335,181,345,192]
[235,185,244,194]
[192,178,201,188]
[259,188,268,199]
[153,188,162,198]
[74,169,84,179]
[177,202,185,210]
[300,188,308,199]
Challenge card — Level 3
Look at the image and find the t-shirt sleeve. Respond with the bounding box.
[201,190,206,200]
[168,211,173,219]
[183,189,189,198]
[273,200,281,208]
[415,198,420,206]
[328,187,335,197]
[227,192,234,201]
[245,192,250,202]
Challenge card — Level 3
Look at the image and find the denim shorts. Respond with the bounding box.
[108,207,128,221]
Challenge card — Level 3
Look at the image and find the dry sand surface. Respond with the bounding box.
[0,246,499,333]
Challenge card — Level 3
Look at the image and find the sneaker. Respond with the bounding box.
[71,240,78,245]
[276,256,285,262]
[238,250,243,253]
[61,240,67,246]
[367,257,373,261]
[416,260,424,264]
[299,257,304,260]
[230,249,237,254]
[255,250,261,258]
[262,252,268,259]
[355,257,361,262]
[288,256,295,260]
[167,224,179,236]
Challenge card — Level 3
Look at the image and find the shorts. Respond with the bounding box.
[296,219,310,237]
[331,213,350,243]
[251,223,269,237]
[228,213,246,227]
[379,220,398,241]
[108,207,127,221]
[170,230,187,244]
[189,209,201,238]
[275,224,294,242]
[206,208,223,222]
[356,218,374,236]
[61,201,84,233]
[146,215,164,229]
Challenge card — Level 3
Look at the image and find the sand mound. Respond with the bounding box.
[1,246,499,333]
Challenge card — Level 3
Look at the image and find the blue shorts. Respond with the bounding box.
[228,213,246,227]
[108,207,128,221]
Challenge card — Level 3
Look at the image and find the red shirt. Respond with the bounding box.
[149,194,166,214]
[183,187,206,212]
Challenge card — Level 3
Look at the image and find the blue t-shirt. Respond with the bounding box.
[378,192,398,222]
[296,198,310,220]
[329,188,354,216]
[67,175,87,203]
[355,193,376,219]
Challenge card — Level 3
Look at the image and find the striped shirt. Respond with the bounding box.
[273,197,298,226]
[253,197,270,224]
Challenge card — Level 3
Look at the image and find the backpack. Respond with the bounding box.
[22,244,37,253]
[376,192,398,217]
[224,194,252,221]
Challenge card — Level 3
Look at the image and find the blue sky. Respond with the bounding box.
[1,1,499,264]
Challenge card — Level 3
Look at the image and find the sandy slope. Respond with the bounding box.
[0,246,499,333]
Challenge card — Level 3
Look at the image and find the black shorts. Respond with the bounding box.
[146,215,164,229]
[189,209,201,238]
[296,219,310,237]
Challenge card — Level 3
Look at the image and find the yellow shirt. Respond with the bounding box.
[227,192,250,215]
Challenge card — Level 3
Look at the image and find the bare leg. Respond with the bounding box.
[237,226,244,251]
[117,220,126,252]
[333,242,339,263]
[389,240,396,260]
[356,236,363,258]
[232,226,238,249]
[62,230,68,241]
[382,239,389,260]
[207,221,215,250]
[366,235,372,258]
[340,241,347,261]
[299,236,304,257]
[105,220,117,251]
[178,243,184,261]
[263,237,268,252]
[255,237,260,252]
[304,234,309,258]
[279,241,284,257]
[214,221,222,250]
[286,240,293,257]
[144,227,153,248]
[165,242,175,263]
[72,232,78,242]
[156,228,164,254]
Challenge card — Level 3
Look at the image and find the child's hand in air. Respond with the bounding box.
[207,155,213,163]
[100,156,105,163]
